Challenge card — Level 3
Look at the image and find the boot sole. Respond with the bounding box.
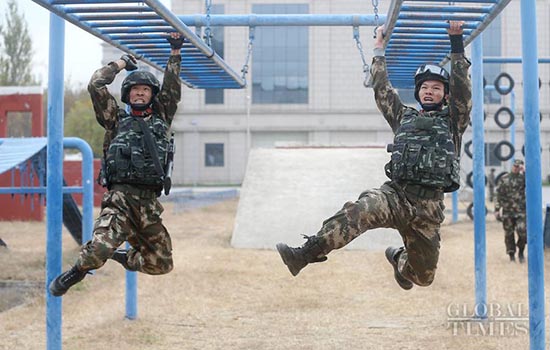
[385,248,413,290]
[276,243,300,276]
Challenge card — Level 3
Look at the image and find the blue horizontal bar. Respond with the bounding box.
[401,5,491,13]
[398,13,485,21]
[0,186,84,194]
[52,0,140,3]
[62,6,154,13]
[395,20,478,29]
[406,0,498,2]
[483,57,550,63]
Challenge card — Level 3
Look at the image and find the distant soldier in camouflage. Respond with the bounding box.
[50,33,184,297]
[494,159,526,263]
[277,21,471,290]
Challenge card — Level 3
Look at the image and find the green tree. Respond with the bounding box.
[0,0,36,85]
[65,96,104,157]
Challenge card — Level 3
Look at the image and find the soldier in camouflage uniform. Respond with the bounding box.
[50,33,184,297]
[494,159,526,263]
[277,21,471,290]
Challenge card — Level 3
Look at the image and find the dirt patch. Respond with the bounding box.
[0,198,549,350]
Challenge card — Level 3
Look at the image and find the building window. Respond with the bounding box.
[252,4,309,104]
[483,15,502,104]
[205,4,225,104]
[7,112,32,137]
[205,143,224,167]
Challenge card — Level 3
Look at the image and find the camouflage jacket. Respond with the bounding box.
[87,55,182,156]
[370,53,472,155]
[495,172,526,217]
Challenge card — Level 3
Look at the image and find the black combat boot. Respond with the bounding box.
[49,265,88,297]
[518,249,525,263]
[276,235,327,276]
[110,249,137,271]
[509,253,516,262]
[385,246,413,290]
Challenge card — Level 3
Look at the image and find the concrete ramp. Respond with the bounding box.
[231,147,402,251]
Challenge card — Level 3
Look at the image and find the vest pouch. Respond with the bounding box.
[131,146,145,178]
[115,146,130,178]
[414,116,435,130]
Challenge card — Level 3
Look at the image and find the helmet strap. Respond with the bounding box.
[420,101,444,112]
[130,105,153,117]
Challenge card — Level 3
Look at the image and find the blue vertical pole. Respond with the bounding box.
[63,137,94,243]
[520,0,546,348]
[45,13,65,350]
[125,241,137,319]
[510,91,516,163]
[471,34,487,318]
[452,191,458,223]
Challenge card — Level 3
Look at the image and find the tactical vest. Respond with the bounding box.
[105,110,169,188]
[385,108,460,192]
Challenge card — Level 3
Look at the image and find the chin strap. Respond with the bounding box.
[130,106,153,117]
[421,101,445,112]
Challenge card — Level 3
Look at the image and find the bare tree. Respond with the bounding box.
[0,0,36,85]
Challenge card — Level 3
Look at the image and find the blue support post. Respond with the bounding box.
[63,137,94,243]
[471,34,487,319]
[125,242,138,320]
[45,13,64,350]
[452,191,458,223]
[510,91,516,163]
[520,0,546,348]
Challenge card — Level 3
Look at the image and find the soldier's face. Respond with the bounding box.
[129,84,153,105]
[418,80,446,105]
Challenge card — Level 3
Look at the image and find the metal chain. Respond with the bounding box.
[353,26,371,87]
[204,0,213,46]
[372,0,379,37]
[241,27,255,83]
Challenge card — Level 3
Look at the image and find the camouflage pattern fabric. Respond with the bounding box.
[315,183,442,286]
[78,190,173,274]
[495,172,526,254]
[88,54,182,156]
[312,51,471,287]
[77,54,182,275]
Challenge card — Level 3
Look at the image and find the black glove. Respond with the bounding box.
[167,35,185,50]
[120,54,138,71]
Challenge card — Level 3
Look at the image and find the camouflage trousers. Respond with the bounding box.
[77,190,173,275]
[315,182,443,287]
[501,215,527,254]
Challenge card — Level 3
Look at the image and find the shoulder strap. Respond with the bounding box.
[136,117,165,177]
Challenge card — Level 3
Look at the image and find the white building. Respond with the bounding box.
[103,0,550,186]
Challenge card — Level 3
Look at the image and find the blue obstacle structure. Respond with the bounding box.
[31,0,545,349]
[0,137,94,245]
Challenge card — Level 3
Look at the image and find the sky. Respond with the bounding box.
[0,0,170,89]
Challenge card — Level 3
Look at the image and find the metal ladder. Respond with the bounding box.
[31,0,245,89]
[381,0,512,89]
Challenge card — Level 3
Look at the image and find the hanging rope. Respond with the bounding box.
[241,27,256,85]
[353,26,371,88]
[203,0,213,47]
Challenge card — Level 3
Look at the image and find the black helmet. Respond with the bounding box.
[414,64,450,103]
[121,71,161,104]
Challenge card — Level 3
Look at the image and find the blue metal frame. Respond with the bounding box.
[46,13,64,350]
[471,35,487,319]
[381,0,512,89]
[31,0,245,89]
[520,0,546,348]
